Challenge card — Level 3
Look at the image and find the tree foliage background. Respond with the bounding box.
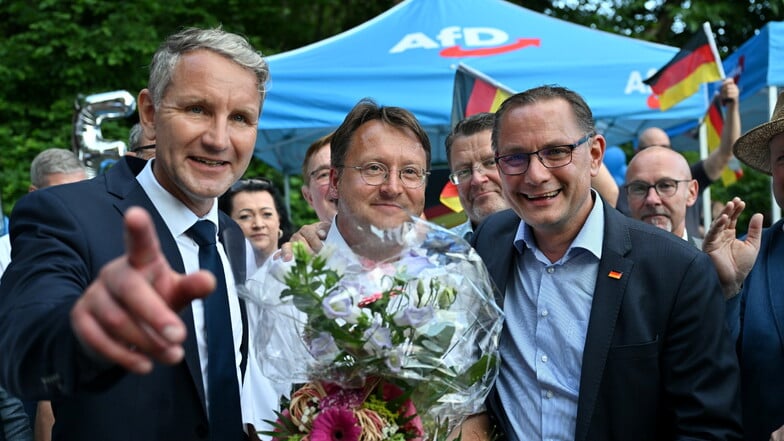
[0,0,781,230]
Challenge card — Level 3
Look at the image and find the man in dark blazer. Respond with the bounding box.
[472,85,742,440]
[703,91,784,441]
[0,27,268,441]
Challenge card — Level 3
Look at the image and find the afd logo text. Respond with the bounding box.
[390,27,540,57]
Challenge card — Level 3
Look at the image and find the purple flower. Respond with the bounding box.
[385,346,408,373]
[362,318,392,355]
[310,407,361,441]
[322,289,360,324]
[399,254,432,277]
[309,332,340,361]
[393,305,434,328]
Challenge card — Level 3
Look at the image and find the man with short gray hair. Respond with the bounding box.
[0,27,269,441]
[29,148,88,191]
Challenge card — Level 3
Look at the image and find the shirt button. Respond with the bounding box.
[541,309,548,317]
[544,390,553,399]
[541,355,548,363]
[546,267,555,274]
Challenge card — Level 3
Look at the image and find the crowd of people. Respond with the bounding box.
[0,25,782,441]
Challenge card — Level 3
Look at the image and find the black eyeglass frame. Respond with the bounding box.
[624,178,692,199]
[130,144,156,154]
[494,131,596,176]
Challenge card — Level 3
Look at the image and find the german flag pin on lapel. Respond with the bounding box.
[608,270,623,280]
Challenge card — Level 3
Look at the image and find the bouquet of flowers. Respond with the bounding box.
[245,217,503,441]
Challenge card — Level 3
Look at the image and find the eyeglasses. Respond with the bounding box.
[495,131,595,175]
[625,179,691,199]
[339,162,430,189]
[130,144,155,154]
[448,157,497,185]
[230,177,273,192]
[309,167,331,185]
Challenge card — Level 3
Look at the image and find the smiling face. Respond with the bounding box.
[495,98,603,248]
[332,120,427,249]
[138,49,261,216]
[448,129,508,226]
[230,190,281,261]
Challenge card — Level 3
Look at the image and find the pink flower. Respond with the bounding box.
[382,383,424,441]
[358,292,383,307]
[321,384,365,410]
[310,407,361,441]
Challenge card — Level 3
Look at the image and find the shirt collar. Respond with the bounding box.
[514,189,605,261]
[136,159,220,238]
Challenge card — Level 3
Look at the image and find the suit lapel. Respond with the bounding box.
[472,209,520,307]
[105,157,207,416]
[574,205,633,441]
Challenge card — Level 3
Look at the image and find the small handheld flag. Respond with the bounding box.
[643,22,724,111]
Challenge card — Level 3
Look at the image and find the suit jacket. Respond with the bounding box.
[726,219,784,440]
[0,157,247,441]
[472,203,742,441]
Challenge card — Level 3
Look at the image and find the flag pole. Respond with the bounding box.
[703,22,725,79]
[700,22,726,233]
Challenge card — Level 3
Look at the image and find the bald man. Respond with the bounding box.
[625,146,700,247]
[619,78,740,238]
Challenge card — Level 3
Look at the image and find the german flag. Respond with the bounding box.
[644,22,724,111]
[451,64,514,125]
[704,93,742,186]
[427,64,516,224]
[439,181,463,213]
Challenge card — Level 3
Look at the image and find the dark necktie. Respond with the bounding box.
[187,220,243,440]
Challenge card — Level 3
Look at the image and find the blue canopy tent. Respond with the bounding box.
[255,0,710,215]
[718,21,784,221]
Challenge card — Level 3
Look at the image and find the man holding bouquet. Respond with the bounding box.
[247,98,502,441]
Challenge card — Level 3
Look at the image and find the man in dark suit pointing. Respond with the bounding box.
[0,27,268,441]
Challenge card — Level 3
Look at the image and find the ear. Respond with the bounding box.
[589,133,607,178]
[301,185,313,205]
[137,89,157,141]
[685,179,699,207]
[328,167,340,200]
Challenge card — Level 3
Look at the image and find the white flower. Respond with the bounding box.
[309,331,340,362]
[393,305,434,328]
[384,345,408,373]
[322,289,361,324]
[362,315,393,355]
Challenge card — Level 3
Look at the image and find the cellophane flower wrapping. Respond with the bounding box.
[244,216,503,441]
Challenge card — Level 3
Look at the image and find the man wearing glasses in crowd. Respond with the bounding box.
[446,113,620,242]
[323,98,430,260]
[623,146,701,247]
[301,132,338,222]
[470,85,741,440]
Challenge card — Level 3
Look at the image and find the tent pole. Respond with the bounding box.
[283,173,292,223]
[699,121,711,237]
[770,86,782,223]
